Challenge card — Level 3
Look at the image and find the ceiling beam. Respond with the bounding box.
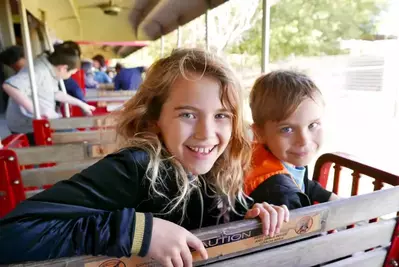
[67,0,82,38]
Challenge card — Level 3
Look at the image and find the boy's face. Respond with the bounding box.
[258,96,324,167]
[56,65,78,80]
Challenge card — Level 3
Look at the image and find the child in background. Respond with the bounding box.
[2,45,95,145]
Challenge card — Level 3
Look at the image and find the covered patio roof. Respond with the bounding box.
[19,0,229,57]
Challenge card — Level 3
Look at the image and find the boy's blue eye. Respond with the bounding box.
[309,122,320,129]
[180,113,195,119]
[280,127,293,134]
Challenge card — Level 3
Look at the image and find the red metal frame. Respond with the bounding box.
[313,152,399,265]
[0,149,25,217]
[71,69,86,96]
[2,134,30,148]
[32,119,53,146]
[384,218,399,267]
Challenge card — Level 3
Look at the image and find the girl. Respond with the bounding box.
[0,48,289,266]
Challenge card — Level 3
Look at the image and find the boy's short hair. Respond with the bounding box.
[250,70,322,127]
[0,45,24,66]
[54,40,81,57]
[48,46,80,70]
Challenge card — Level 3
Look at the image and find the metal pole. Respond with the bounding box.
[261,0,271,73]
[43,22,70,117]
[177,26,182,48]
[19,0,41,119]
[160,36,164,57]
[205,9,210,50]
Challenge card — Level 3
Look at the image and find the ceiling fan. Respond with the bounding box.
[79,0,130,16]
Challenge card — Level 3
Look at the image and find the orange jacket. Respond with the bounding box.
[244,144,290,196]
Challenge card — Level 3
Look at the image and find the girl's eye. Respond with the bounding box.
[215,113,231,119]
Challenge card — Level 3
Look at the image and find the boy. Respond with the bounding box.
[245,70,339,209]
[2,46,95,145]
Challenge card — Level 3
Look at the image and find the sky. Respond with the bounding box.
[378,0,399,36]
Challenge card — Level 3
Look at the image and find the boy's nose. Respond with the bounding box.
[296,130,310,146]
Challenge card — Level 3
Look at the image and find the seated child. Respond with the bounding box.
[0,48,289,265]
[245,70,339,209]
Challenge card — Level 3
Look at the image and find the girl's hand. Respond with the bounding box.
[245,202,289,237]
[148,217,208,267]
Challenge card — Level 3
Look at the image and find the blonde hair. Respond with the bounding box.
[114,48,252,220]
[250,70,323,128]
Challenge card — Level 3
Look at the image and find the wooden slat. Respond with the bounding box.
[14,144,86,165]
[21,161,97,187]
[86,96,131,102]
[11,186,399,267]
[52,130,116,144]
[97,91,136,97]
[25,189,44,199]
[54,159,100,168]
[87,143,118,158]
[323,248,388,267]
[49,116,111,130]
[207,220,395,267]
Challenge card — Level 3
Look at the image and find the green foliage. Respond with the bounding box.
[229,0,388,62]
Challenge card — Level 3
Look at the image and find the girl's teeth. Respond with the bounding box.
[189,146,213,154]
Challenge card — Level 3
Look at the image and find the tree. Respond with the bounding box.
[230,0,388,62]
[208,0,259,53]
[128,0,260,62]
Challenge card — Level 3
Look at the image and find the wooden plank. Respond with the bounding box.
[21,161,96,187]
[87,143,118,158]
[14,144,86,165]
[49,116,111,130]
[25,189,44,199]
[52,130,116,144]
[55,159,99,168]
[207,220,395,267]
[10,186,399,267]
[86,96,131,102]
[97,90,136,97]
[323,248,388,267]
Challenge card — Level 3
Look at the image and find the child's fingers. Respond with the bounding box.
[186,233,208,260]
[160,257,174,267]
[273,206,286,234]
[181,245,193,267]
[281,204,290,222]
[244,207,260,219]
[261,202,277,237]
[252,203,270,235]
[171,255,184,267]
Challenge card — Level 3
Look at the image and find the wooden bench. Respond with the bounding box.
[9,185,399,267]
[33,116,117,145]
[3,152,399,266]
[0,141,118,216]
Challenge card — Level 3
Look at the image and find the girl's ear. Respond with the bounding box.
[149,120,161,134]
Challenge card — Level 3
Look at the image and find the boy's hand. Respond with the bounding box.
[81,103,96,116]
[245,202,289,237]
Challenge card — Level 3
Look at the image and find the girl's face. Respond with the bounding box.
[157,74,233,175]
